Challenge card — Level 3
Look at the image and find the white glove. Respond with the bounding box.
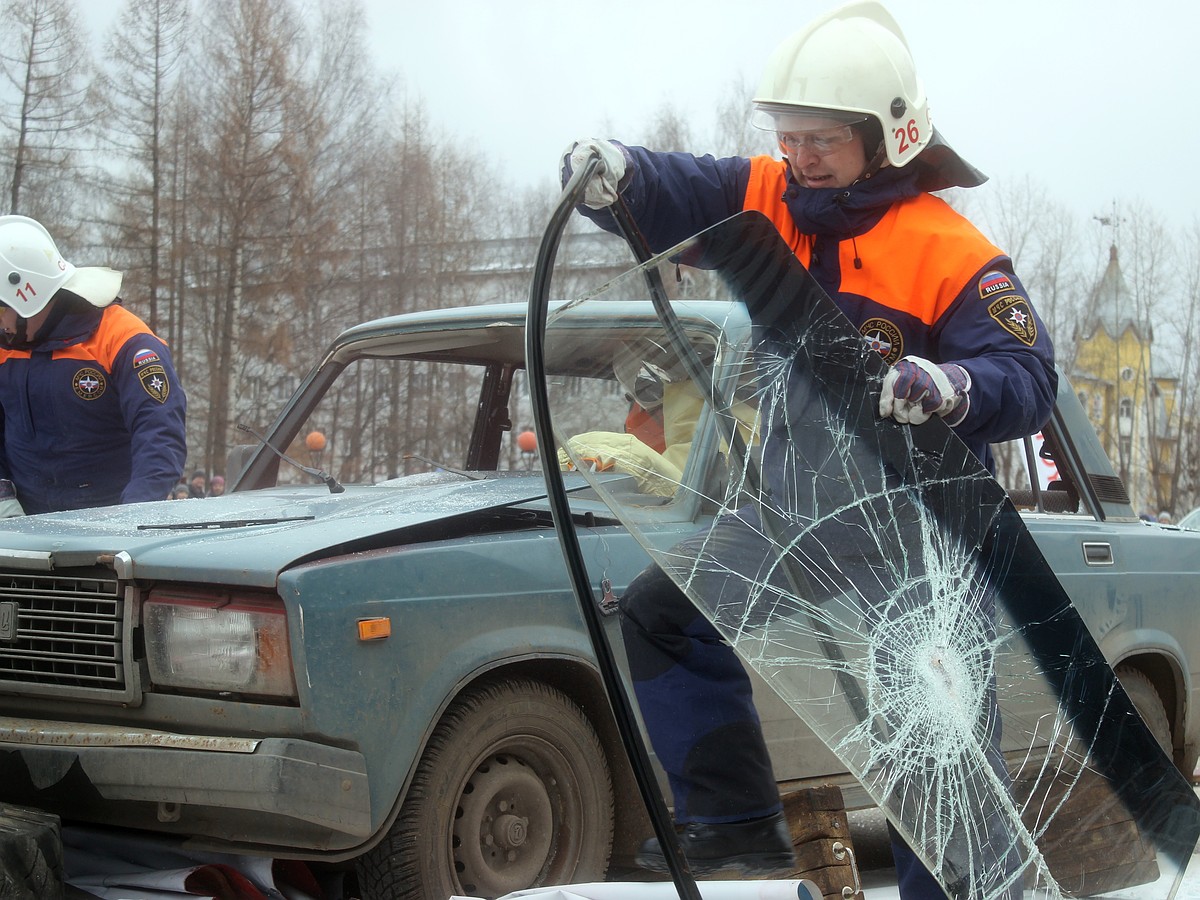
[879,356,972,426]
[557,432,683,497]
[563,139,627,209]
[0,479,24,518]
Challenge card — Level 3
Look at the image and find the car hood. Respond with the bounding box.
[0,472,559,586]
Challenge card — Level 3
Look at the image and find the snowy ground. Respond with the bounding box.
[857,857,1200,900]
[58,789,1200,899]
[851,797,1200,899]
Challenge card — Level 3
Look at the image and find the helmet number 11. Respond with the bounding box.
[13,282,36,306]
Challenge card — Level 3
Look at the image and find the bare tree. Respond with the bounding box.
[711,75,775,159]
[271,0,389,358]
[184,0,308,476]
[95,0,189,333]
[162,81,197,360]
[642,102,693,154]
[978,175,1093,373]
[364,94,497,477]
[0,0,95,219]
[1170,217,1200,515]
[1122,202,1179,513]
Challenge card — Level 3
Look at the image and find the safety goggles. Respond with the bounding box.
[777,124,857,156]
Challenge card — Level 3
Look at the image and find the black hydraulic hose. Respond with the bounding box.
[525,155,704,900]
[608,200,754,472]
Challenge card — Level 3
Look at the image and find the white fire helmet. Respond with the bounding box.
[752,0,931,169]
[0,215,122,318]
[612,341,671,412]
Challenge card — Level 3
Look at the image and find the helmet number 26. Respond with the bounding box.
[893,119,922,156]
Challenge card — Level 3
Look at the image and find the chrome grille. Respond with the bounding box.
[0,570,126,695]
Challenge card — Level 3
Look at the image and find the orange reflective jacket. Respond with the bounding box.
[741,155,1004,329]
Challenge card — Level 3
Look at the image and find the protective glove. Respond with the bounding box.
[557,432,683,497]
[879,357,972,426]
[562,139,627,209]
[0,479,24,518]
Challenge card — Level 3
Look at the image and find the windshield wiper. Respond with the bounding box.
[237,423,345,493]
[139,516,316,531]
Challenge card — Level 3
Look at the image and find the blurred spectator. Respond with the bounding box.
[188,470,207,498]
[208,475,225,497]
[170,483,189,500]
[1158,510,1173,524]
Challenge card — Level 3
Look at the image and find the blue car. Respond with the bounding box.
[0,293,1195,900]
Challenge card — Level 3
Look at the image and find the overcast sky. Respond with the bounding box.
[84,0,1193,235]
[357,0,1194,236]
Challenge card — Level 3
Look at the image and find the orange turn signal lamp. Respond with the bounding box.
[357,617,392,641]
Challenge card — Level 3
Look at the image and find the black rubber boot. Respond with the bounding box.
[634,811,796,876]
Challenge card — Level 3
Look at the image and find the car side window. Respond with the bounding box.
[992,432,1083,516]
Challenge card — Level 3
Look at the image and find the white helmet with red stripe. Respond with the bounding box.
[0,215,122,317]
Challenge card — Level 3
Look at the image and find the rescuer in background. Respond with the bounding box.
[0,215,187,515]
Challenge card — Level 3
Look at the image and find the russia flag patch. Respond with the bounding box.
[133,347,160,368]
[978,271,1014,298]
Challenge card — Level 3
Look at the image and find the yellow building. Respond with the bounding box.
[1070,244,1178,515]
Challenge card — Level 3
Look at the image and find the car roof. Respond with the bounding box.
[325,300,750,371]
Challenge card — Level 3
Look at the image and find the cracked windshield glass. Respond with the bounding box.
[540,212,1200,900]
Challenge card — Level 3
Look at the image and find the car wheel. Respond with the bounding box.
[1116,666,1172,757]
[355,677,615,900]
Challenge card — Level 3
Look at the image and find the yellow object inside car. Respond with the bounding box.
[558,382,758,497]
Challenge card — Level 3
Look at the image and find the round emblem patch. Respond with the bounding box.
[73,367,107,400]
[860,318,903,365]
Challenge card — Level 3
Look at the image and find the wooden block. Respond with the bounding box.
[791,836,850,871]
[1011,763,1135,828]
[1041,819,1156,864]
[1010,763,1160,894]
[786,810,851,846]
[782,789,851,841]
[779,784,845,816]
[780,786,858,900]
[1048,859,1163,896]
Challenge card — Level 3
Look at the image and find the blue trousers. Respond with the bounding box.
[621,564,957,899]
[619,561,781,824]
[619,525,1026,900]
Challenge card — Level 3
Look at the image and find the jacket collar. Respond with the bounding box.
[5,296,106,352]
[782,162,924,238]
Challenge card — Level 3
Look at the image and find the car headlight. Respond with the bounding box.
[144,589,297,699]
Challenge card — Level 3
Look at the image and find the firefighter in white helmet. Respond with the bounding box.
[560,2,1048,895]
[0,215,187,514]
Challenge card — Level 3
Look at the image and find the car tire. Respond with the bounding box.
[355,677,615,900]
[1116,666,1172,757]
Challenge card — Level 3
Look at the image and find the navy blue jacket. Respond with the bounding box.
[0,300,187,513]
[575,145,1058,466]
